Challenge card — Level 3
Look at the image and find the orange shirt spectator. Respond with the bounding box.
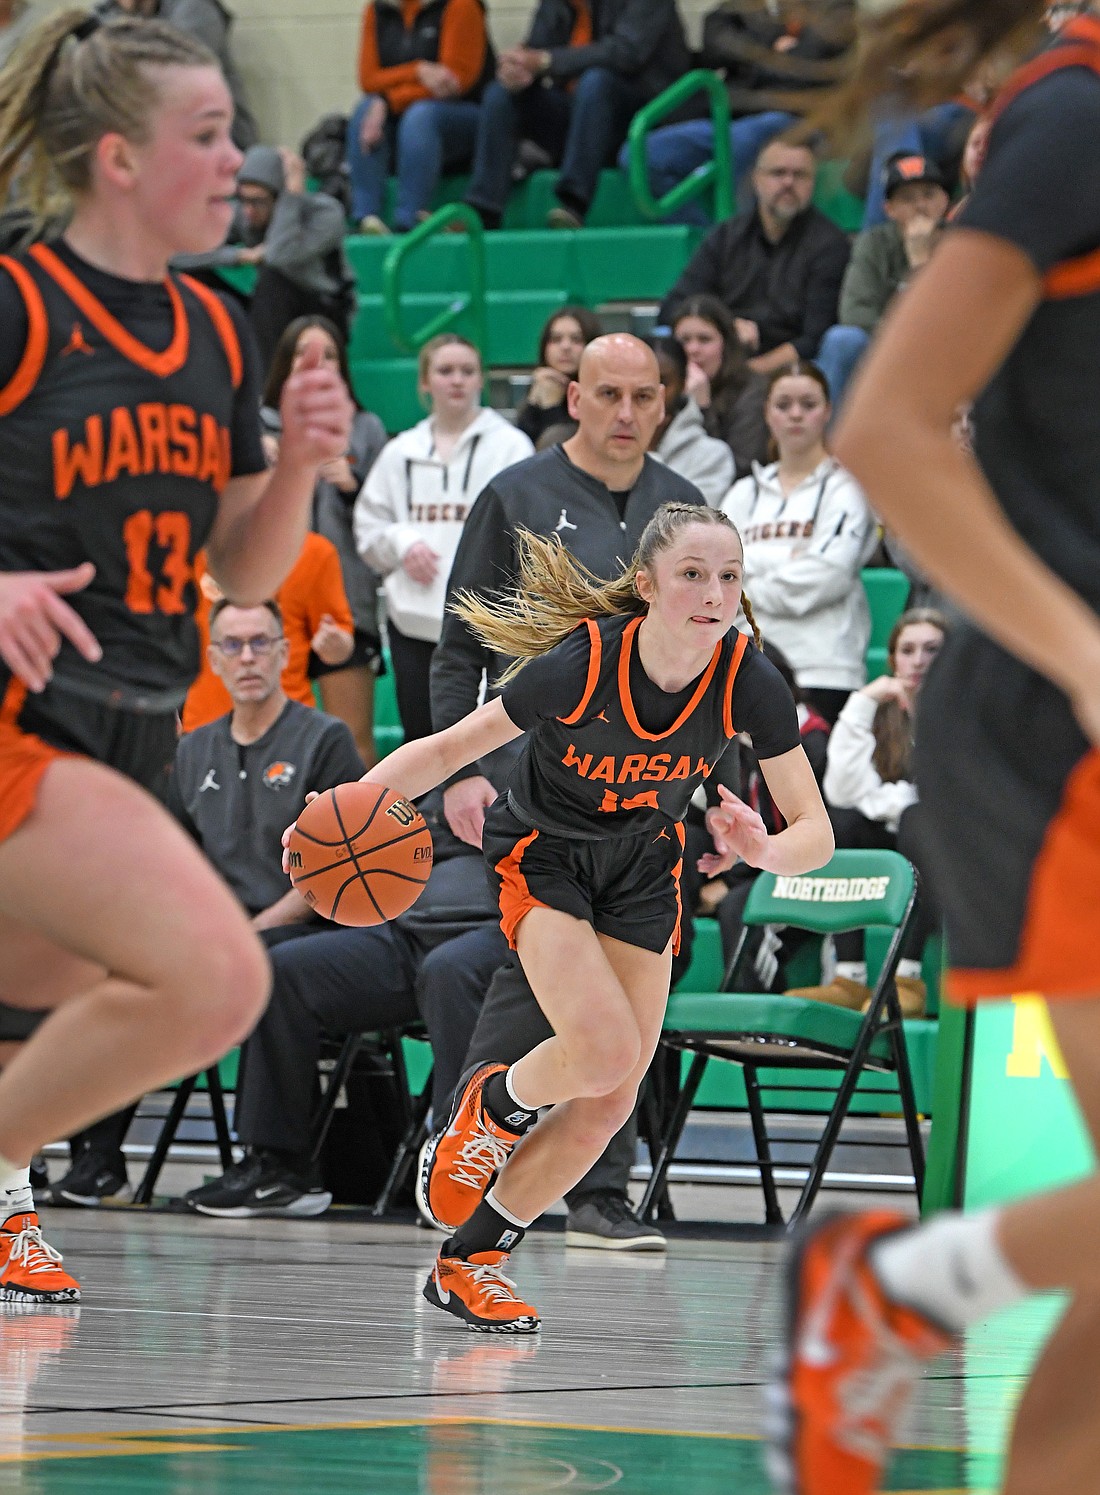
[357,0,490,116]
[183,536,355,731]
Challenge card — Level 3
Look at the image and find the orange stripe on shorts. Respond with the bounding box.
[493,827,548,949]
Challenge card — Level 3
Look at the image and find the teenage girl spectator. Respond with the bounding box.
[347,0,493,235]
[515,305,602,445]
[670,295,769,479]
[719,361,877,723]
[354,334,533,740]
[786,608,948,1017]
[262,316,387,765]
[647,336,735,506]
[181,540,355,731]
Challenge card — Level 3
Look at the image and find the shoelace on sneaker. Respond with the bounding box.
[448,1120,515,1192]
[466,1259,525,1306]
[834,1268,926,1465]
[5,1225,65,1278]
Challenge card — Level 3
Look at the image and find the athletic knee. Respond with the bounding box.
[566,1019,641,1097]
[568,1090,636,1152]
[174,925,272,1065]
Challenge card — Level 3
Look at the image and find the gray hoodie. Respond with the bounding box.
[653,397,736,508]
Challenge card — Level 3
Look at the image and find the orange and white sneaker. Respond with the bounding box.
[422,1249,540,1334]
[0,1211,81,1304]
[766,1211,952,1495]
[416,1064,530,1233]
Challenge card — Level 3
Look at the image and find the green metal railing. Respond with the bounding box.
[381,203,486,355]
[627,70,734,224]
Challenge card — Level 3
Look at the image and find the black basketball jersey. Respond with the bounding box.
[501,612,799,840]
[0,240,265,703]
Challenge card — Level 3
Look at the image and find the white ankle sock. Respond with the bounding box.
[897,959,923,980]
[504,1064,539,1116]
[0,1162,33,1217]
[870,1208,1028,1334]
[835,961,867,984]
[485,1185,533,1231]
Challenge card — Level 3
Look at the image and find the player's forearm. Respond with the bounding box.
[362,699,520,802]
[757,811,834,876]
[837,410,1100,701]
[210,462,315,602]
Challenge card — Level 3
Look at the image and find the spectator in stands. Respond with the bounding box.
[52,601,365,1208]
[658,138,850,376]
[622,0,853,226]
[182,537,355,732]
[177,145,354,366]
[347,0,493,235]
[92,0,257,147]
[719,361,877,724]
[182,802,508,1218]
[669,294,769,477]
[647,334,735,504]
[816,154,949,408]
[263,317,388,766]
[461,0,690,231]
[786,608,948,1018]
[429,334,707,1249]
[354,334,533,742]
[516,305,603,445]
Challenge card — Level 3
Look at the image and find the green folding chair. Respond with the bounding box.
[640,849,924,1228]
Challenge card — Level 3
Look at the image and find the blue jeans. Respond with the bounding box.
[346,95,480,229]
[618,111,797,226]
[862,102,974,227]
[815,324,870,410]
[466,67,648,222]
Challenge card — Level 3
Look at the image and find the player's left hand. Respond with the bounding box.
[278,340,354,470]
[698,784,770,876]
[282,790,319,874]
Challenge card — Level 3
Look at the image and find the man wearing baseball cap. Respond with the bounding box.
[817,152,950,406]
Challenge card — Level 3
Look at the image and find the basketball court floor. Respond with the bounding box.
[1,1193,1060,1493]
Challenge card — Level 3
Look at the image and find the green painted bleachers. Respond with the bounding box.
[862,567,912,679]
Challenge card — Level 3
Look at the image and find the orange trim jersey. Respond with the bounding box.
[954,16,1100,611]
[500,613,798,841]
[0,240,266,706]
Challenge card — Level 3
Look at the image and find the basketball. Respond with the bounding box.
[287,782,433,926]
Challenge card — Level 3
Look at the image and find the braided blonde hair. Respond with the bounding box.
[0,10,217,222]
[453,502,762,685]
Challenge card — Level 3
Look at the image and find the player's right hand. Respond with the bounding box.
[281,789,319,873]
[443,775,496,849]
[0,563,101,693]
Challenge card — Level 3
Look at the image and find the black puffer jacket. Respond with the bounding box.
[526,0,691,99]
[372,0,495,99]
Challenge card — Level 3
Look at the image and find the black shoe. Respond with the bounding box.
[52,1148,131,1207]
[564,1191,667,1251]
[185,1151,332,1219]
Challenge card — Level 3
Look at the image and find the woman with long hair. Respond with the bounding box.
[294,502,832,1331]
[720,360,878,725]
[0,10,351,1302]
[515,304,602,446]
[772,5,1100,1493]
[671,293,770,477]
[354,333,532,741]
[262,315,387,765]
[786,607,948,1017]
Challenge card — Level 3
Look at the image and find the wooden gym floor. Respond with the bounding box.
[0,1200,1061,1493]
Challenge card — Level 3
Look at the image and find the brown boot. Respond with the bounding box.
[861,975,927,1019]
[784,975,870,1010]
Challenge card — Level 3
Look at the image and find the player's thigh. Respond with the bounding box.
[0,755,260,989]
[0,913,105,1009]
[1048,998,1100,1149]
[596,930,674,1082]
[514,906,635,1049]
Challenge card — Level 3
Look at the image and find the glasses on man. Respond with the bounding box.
[211,634,284,658]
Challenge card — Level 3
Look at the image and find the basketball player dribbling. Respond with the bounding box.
[767,3,1100,1493]
[0,10,351,1303]
[292,503,834,1331]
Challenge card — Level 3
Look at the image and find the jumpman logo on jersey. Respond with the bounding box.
[653,828,670,842]
[60,323,94,358]
[594,710,610,724]
[199,769,220,793]
[555,508,578,533]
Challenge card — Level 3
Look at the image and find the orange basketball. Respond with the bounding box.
[287,782,433,926]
